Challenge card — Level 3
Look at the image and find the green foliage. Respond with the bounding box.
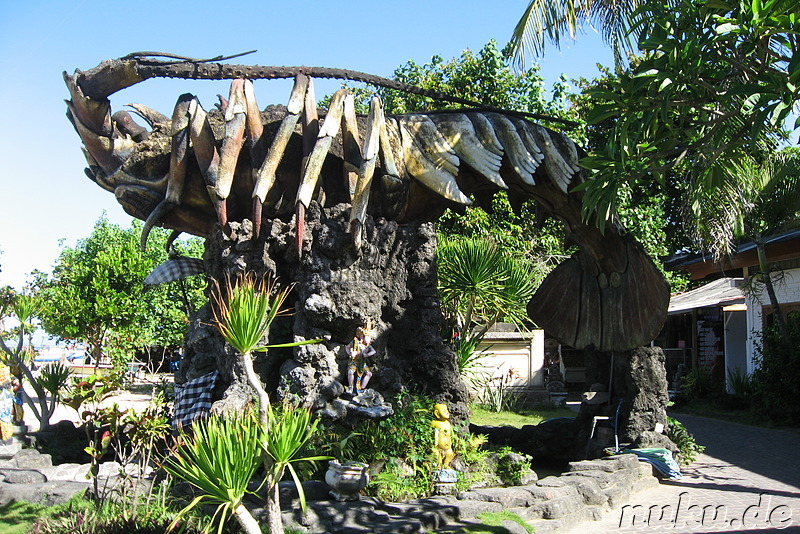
[163,412,264,534]
[471,367,526,413]
[750,319,800,426]
[726,367,753,398]
[347,395,435,464]
[263,403,330,513]
[496,450,534,486]
[462,510,535,533]
[679,365,724,401]
[438,237,539,382]
[469,404,576,428]
[438,237,537,333]
[34,215,206,369]
[210,273,290,356]
[27,492,211,534]
[317,395,460,500]
[369,458,434,502]
[666,416,705,466]
[37,362,72,398]
[580,0,799,230]
[509,0,640,68]
[349,40,577,127]
[0,500,46,534]
[454,335,489,377]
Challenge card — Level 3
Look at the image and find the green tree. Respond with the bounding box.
[691,151,800,334]
[364,40,578,128]
[34,215,205,367]
[578,0,798,227]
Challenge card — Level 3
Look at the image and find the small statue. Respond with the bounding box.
[347,323,376,394]
[0,364,13,441]
[11,378,24,425]
[431,403,455,469]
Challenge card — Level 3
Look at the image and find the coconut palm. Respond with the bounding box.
[508,0,643,68]
[690,151,800,336]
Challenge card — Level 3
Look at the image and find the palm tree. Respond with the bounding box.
[690,151,800,336]
[507,0,643,68]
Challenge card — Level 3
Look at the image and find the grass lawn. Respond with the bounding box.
[0,501,47,534]
[470,404,576,428]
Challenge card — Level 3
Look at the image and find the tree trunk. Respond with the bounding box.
[233,503,263,534]
[756,241,788,338]
[265,480,284,534]
[241,350,270,428]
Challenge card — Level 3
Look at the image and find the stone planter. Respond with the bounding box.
[325,460,369,501]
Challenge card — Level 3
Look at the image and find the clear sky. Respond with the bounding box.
[0,1,613,291]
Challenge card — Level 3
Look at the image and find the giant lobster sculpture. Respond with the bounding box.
[64,53,669,352]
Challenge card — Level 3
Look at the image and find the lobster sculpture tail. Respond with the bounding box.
[63,54,670,352]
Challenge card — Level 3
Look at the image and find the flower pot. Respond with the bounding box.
[325,460,369,501]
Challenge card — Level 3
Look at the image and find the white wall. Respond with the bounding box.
[475,329,545,388]
[745,267,800,373]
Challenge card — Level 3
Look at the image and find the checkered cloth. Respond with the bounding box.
[145,257,205,286]
[173,370,218,430]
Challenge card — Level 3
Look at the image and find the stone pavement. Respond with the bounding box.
[565,413,800,533]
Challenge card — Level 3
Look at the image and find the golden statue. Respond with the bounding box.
[432,403,455,469]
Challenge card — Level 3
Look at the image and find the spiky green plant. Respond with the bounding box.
[163,413,263,534]
[37,362,72,399]
[263,404,330,514]
[207,273,321,534]
[210,274,290,357]
[438,237,537,379]
[0,292,60,431]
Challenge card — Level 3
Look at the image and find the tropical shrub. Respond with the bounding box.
[666,416,705,466]
[751,319,800,426]
[163,412,264,534]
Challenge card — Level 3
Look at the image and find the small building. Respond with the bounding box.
[663,229,800,388]
[654,278,747,391]
[475,324,545,389]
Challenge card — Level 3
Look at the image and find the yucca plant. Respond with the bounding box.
[210,273,291,429]
[207,272,321,534]
[0,293,62,431]
[438,237,537,378]
[163,413,264,534]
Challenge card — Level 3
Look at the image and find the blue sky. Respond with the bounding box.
[0,1,613,290]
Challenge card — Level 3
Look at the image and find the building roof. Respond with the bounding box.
[668,277,745,314]
[665,228,800,280]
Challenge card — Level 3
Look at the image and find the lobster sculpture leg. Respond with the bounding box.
[63,55,670,352]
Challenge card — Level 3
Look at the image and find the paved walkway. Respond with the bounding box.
[566,414,800,533]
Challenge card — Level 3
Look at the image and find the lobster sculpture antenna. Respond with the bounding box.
[64,53,670,352]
